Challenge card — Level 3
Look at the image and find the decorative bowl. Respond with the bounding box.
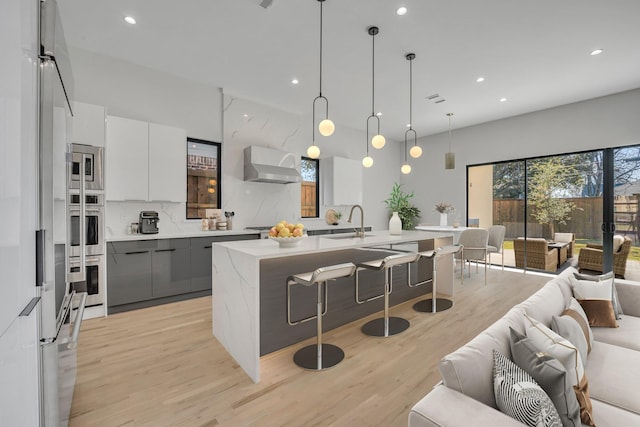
[268,235,307,248]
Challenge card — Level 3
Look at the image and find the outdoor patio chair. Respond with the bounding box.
[553,232,575,258]
[513,238,558,272]
[577,235,632,278]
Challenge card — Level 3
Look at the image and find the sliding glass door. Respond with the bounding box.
[467,145,640,277]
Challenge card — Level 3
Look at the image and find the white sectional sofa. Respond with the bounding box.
[409,267,640,426]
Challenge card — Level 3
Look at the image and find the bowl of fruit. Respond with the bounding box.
[268,221,307,248]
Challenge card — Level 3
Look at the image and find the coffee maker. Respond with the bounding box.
[139,211,159,234]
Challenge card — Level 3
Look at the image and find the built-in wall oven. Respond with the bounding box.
[68,255,104,307]
[69,143,104,191]
[68,193,104,257]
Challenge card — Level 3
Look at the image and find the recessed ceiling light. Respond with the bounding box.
[500,97,507,102]
[590,48,604,56]
[476,77,485,83]
[376,112,382,116]
[396,6,408,16]
[291,78,299,85]
[243,114,249,118]
[124,16,136,25]
[406,123,411,128]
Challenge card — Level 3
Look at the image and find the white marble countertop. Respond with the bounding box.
[106,229,260,242]
[213,230,453,260]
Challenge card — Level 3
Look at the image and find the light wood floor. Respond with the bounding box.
[69,267,550,427]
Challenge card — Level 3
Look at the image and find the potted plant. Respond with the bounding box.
[384,183,421,230]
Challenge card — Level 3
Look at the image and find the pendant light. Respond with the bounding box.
[367,26,385,151]
[445,113,456,170]
[405,53,421,160]
[402,53,416,174]
[307,0,334,159]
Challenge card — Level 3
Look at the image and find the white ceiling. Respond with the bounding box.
[58,0,640,141]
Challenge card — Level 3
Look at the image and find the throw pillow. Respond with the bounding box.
[551,315,588,366]
[569,276,619,328]
[573,271,623,319]
[524,314,595,426]
[562,299,593,354]
[492,349,562,427]
[510,328,581,427]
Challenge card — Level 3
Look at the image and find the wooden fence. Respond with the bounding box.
[301,182,317,217]
[493,196,638,240]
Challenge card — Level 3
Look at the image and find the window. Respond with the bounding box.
[186,138,221,219]
[300,157,319,218]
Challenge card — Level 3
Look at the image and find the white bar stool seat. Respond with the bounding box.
[355,252,419,337]
[287,262,357,370]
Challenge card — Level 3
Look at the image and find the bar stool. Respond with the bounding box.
[287,262,357,370]
[413,244,463,313]
[356,252,420,337]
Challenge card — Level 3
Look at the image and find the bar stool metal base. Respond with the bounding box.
[361,317,410,337]
[293,343,344,370]
[413,298,454,313]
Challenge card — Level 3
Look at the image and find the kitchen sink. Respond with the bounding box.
[320,233,376,239]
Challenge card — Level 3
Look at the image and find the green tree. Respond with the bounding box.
[527,158,577,237]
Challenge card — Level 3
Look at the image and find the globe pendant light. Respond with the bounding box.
[402,53,417,173]
[366,26,385,151]
[315,0,334,137]
[445,113,456,170]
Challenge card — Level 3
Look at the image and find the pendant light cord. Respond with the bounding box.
[448,113,453,151]
[409,57,413,130]
[319,0,323,96]
[371,32,375,116]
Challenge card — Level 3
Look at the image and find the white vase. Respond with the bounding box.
[389,212,402,235]
[439,213,448,227]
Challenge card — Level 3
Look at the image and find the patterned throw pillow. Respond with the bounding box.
[569,276,619,328]
[493,349,561,427]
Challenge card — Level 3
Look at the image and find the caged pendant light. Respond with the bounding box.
[445,113,455,170]
[307,0,334,160]
[405,53,422,160]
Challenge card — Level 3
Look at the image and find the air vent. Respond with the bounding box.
[426,93,446,104]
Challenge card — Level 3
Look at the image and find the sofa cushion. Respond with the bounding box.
[563,299,593,353]
[510,328,581,427]
[586,341,640,415]
[519,280,566,327]
[551,315,588,364]
[493,350,562,427]
[439,305,526,409]
[589,400,640,427]
[569,276,619,328]
[573,271,623,319]
[591,314,640,351]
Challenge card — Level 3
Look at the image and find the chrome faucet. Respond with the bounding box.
[348,204,365,237]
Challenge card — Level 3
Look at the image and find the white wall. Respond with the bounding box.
[69,48,402,234]
[402,89,640,224]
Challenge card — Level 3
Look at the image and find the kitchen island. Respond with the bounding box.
[212,230,454,382]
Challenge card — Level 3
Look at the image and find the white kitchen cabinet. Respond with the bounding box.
[106,116,186,202]
[148,123,186,202]
[71,102,105,147]
[106,115,149,201]
[322,156,363,206]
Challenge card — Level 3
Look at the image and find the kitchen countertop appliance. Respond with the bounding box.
[139,211,160,234]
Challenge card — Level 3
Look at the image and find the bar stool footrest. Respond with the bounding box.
[413,298,454,313]
[293,344,344,370]
[361,317,410,337]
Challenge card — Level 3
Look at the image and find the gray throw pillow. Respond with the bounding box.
[493,349,562,427]
[551,315,588,367]
[574,271,623,319]
[509,328,580,427]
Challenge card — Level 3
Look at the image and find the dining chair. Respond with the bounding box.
[455,228,489,285]
[487,225,506,270]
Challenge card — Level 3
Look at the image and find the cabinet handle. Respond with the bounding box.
[155,248,176,253]
[203,245,212,249]
[125,250,149,255]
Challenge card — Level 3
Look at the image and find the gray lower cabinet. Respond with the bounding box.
[151,239,191,297]
[107,240,155,306]
[107,233,259,312]
[190,234,258,292]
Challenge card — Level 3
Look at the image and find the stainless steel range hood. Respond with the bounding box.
[244,146,301,184]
